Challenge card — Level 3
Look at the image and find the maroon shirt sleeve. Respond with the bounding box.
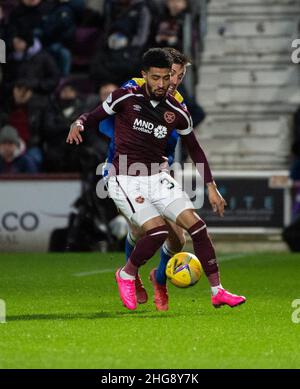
[78,105,109,129]
[181,131,214,184]
[78,88,130,129]
[172,101,213,184]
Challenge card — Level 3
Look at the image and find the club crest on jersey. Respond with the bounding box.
[154,125,168,139]
[164,111,176,124]
[135,196,145,204]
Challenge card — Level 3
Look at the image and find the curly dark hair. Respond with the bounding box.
[142,48,173,71]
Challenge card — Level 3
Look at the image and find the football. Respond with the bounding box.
[165,252,203,288]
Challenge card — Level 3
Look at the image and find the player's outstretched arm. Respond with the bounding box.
[66,103,113,145]
[67,87,129,145]
[181,132,227,217]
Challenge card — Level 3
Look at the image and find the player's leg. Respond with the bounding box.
[124,214,185,305]
[154,172,246,308]
[156,220,186,285]
[107,175,168,310]
[125,220,144,262]
[118,216,168,310]
[175,208,246,308]
[124,214,185,308]
[123,218,148,304]
[149,172,190,310]
[149,220,186,311]
[124,212,185,308]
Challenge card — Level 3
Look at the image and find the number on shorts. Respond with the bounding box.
[160,178,174,190]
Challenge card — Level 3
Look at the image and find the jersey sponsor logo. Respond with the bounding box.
[133,118,168,139]
[135,196,145,204]
[154,125,168,139]
[133,104,142,112]
[164,111,176,124]
[133,118,154,134]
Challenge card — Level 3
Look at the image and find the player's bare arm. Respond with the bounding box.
[66,104,111,145]
[66,88,127,145]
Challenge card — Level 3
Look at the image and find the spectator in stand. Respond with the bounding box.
[7,0,85,76]
[69,4,103,71]
[84,0,105,13]
[7,0,51,41]
[0,1,18,104]
[0,125,38,174]
[90,0,153,86]
[43,81,86,172]
[0,0,18,20]
[85,81,118,111]
[3,29,60,96]
[0,7,3,38]
[0,79,45,170]
[39,0,85,76]
[0,1,18,65]
[154,0,189,52]
[0,4,7,39]
[43,81,108,172]
[99,82,118,102]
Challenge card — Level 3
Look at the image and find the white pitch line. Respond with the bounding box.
[73,269,114,277]
[73,254,250,277]
[219,253,251,262]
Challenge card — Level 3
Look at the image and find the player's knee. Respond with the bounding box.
[130,224,145,241]
[167,232,186,252]
[130,225,169,268]
[177,231,186,250]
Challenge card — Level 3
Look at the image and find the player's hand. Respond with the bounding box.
[66,120,84,145]
[207,182,227,217]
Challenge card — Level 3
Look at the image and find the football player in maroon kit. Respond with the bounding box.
[110,48,192,311]
[67,48,246,311]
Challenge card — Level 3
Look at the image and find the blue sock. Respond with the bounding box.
[155,244,173,285]
[125,232,136,262]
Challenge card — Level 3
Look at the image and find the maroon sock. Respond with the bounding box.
[124,226,168,274]
[188,220,221,287]
[207,272,221,288]
[122,259,138,277]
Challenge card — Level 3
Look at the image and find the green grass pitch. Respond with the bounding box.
[0,252,300,369]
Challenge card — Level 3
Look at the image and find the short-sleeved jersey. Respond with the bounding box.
[102,84,193,175]
[99,77,183,174]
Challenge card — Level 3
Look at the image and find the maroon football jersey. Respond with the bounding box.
[80,84,193,176]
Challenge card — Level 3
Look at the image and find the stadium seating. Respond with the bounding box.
[196,0,300,170]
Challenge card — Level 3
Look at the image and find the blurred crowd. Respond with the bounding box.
[0,0,202,174]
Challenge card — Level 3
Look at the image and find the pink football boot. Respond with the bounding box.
[149,268,168,311]
[212,288,246,308]
[115,268,137,310]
